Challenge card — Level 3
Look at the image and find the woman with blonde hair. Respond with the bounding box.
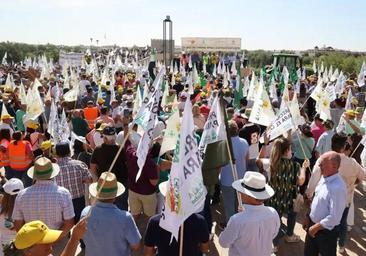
[266,137,308,251]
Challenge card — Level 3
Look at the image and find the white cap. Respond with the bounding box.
[3,178,24,195]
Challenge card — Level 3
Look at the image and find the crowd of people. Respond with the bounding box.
[0,48,365,256]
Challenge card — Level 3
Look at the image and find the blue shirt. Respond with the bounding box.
[220,136,249,186]
[81,202,141,256]
[310,173,347,230]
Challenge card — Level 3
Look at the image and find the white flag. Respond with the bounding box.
[312,61,317,74]
[1,52,7,65]
[357,62,366,87]
[159,109,180,156]
[135,68,165,181]
[249,80,275,126]
[198,96,227,159]
[247,72,259,101]
[24,79,45,122]
[159,100,207,240]
[47,100,58,140]
[63,83,79,102]
[59,109,70,142]
[345,89,353,110]
[265,106,294,141]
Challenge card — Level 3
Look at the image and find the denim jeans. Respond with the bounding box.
[338,206,350,247]
[273,209,297,246]
[221,185,237,223]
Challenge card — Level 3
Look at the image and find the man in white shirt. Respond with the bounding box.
[219,171,280,256]
[306,133,365,253]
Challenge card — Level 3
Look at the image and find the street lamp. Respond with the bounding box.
[163,15,173,68]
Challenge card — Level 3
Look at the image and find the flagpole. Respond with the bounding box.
[350,140,363,158]
[179,224,184,256]
[220,96,243,210]
[85,130,130,218]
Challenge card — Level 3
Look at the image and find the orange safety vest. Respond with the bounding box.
[8,140,32,170]
[0,139,10,167]
[83,107,99,129]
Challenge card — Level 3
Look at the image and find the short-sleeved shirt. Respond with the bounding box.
[15,109,26,132]
[292,136,315,160]
[124,140,158,195]
[72,117,89,137]
[144,214,209,256]
[90,143,128,184]
[220,136,249,187]
[54,157,92,199]
[266,158,300,215]
[81,203,141,256]
[12,180,75,229]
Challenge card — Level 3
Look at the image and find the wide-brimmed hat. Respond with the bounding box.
[89,172,125,200]
[232,171,274,200]
[27,157,60,180]
[14,220,62,250]
[1,114,13,120]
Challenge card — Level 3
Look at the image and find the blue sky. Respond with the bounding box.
[1,0,365,50]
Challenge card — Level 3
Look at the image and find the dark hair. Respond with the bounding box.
[0,194,17,218]
[331,133,347,152]
[12,132,22,146]
[55,143,71,157]
[0,129,11,141]
[100,107,108,115]
[73,140,85,155]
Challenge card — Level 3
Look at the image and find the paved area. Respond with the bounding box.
[75,184,366,256]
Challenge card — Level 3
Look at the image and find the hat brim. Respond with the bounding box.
[38,229,62,245]
[89,181,125,200]
[232,180,274,200]
[27,163,60,180]
[159,181,168,197]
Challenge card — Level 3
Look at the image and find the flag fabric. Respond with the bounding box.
[312,61,317,74]
[357,62,366,87]
[1,52,7,65]
[344,89,353,110]
[159,99,207,241]
[288,93,305,126]
[135,68,165,181]
[249,79,276,126]
[159,108,180,156]
[198,96,227,159]
[59,109,70,142]
[63,82,79,102]
[23,79,45,123]
[233,74,243,109]
[265,106,294,141]
[247,72,259,101]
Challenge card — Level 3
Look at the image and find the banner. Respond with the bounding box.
[159,100,207,240]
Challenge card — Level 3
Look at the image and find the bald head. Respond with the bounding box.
[319,151,341,177]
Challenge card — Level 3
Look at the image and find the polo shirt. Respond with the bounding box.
[81,203,141,256]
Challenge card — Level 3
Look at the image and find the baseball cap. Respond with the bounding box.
[3,178,24,195]
[103,126,116,136]
[14,220,62,250]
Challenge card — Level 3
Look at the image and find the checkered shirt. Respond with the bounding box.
[54,157,92,199]
[12,180,75,229]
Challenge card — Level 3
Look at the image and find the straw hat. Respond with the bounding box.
[27,157,60,180]
[1,114,13,120]
[232,171,274,200]
[89,172,125,200]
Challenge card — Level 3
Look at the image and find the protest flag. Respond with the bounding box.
[135,68,165,181]
[159,99,207,241]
